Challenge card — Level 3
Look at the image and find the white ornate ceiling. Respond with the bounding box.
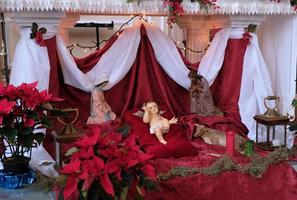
[0,0,296,15]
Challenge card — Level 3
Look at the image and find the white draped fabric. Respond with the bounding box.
[56,21,190,92]
[143,23,190,89]
[56,22,141,91]
[199,28,274,143]
[10,29,51,91]
[198,28,232,85]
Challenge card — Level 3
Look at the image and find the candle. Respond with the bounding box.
[226,131,235,156]
[245,140,254,156]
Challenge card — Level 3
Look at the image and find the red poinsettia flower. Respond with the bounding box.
[141,163,156,180]
[63,176,79,200]
[4,84,19,99]
[100,172,115,196]
[243,31,252,45]
[0,84,6,95]
[39,90,64,102]
[0,99,16,124]
[24,117,36,127]
[60,160,81,174]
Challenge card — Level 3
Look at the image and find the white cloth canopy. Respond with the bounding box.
[10,29,51,91]
[10,21,191,93]
[55,21,190,92]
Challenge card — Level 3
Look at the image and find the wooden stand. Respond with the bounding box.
[51,131,85,168]
[253,115,289,150]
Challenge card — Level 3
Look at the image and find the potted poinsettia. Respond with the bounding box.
[0,82,62,174]
[59,126,156,200]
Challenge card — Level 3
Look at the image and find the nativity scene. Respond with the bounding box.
[0,0,297,199]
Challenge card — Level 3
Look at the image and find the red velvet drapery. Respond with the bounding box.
[210,39,249,135]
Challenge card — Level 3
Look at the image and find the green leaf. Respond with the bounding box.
[30,32,36,39]
[25,110,38,119]
[291,99,297,107]
[23,133,34,148]
[3,128,18,139]
[120,186,128,200]
[136,185,145,197]
[65,147,79,157]
[81,190,88,199]
[117,124,130,137]
[289,124,297,131]
[22,127,34,135]
[39,27,47,34]
[32,23,38,31]
[40,117,52,128]
[248,24,257,33]
[34,132,45,145]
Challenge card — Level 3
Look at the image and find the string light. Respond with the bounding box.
[174,41,211,54]
[67,14,207,54]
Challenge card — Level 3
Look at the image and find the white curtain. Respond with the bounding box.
[258,15,297,117]
[199,28,273,142]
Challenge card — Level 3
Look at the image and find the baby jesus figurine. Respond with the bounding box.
[142,102,177,145]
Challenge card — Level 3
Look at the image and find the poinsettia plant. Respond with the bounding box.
[0,82,62,161]
[59,126,156,200]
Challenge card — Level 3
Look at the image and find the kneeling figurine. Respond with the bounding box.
[87,74,116,124]
[142,102,177,145]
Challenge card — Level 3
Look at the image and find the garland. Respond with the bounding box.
[30,172,67,193]
[127,0,297,25]
[127,0,218,26]
[158,147,297,180]
[31,146,297,196]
